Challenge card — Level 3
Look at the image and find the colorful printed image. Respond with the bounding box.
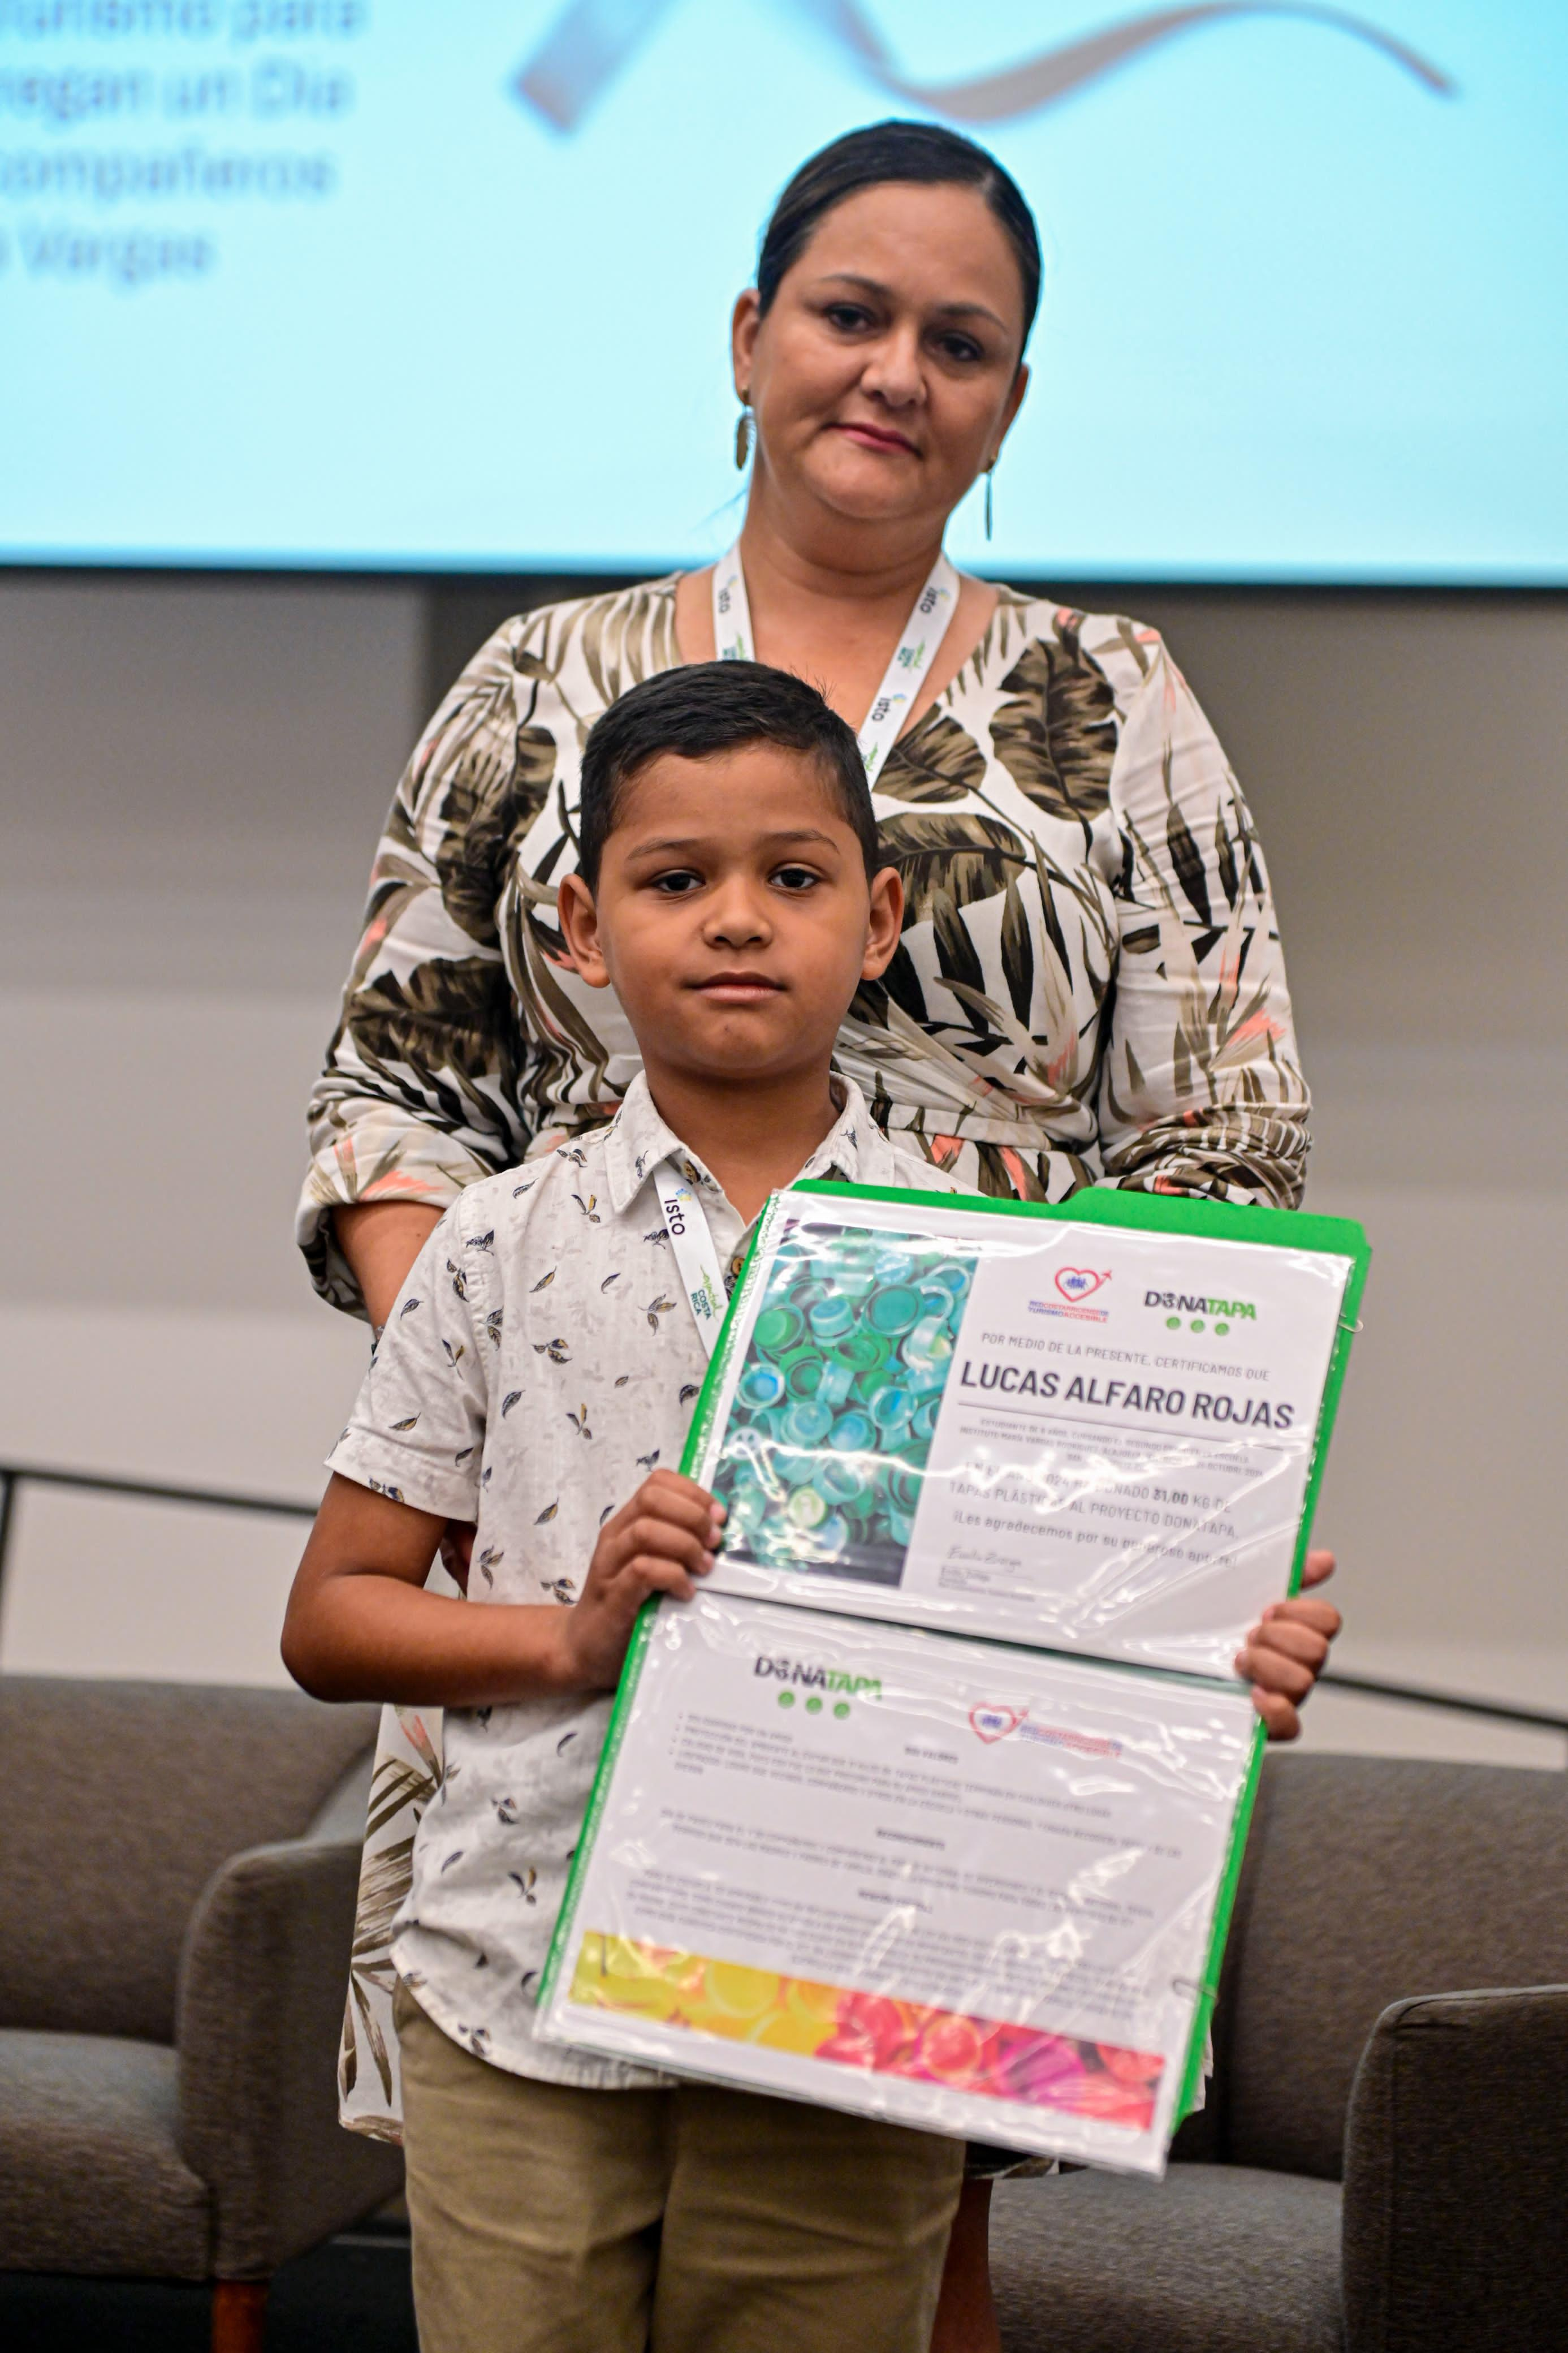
[711,1221,978,1585]
[569,1932,1163,2130]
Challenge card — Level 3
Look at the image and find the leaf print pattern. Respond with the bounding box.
[301,583,1304,1325]
[987,630,1118,838]
[331,1071,975,2139]
[872,709,988,804]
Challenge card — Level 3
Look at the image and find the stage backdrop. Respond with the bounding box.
[0,2,1562,582]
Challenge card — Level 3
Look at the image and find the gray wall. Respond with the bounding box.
[1,574,1563,1756]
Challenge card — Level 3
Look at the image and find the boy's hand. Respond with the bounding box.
[559,1470,724,1692]
[1237,1549,1341,1740]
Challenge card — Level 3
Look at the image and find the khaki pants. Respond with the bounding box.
[394,1983,964,2353]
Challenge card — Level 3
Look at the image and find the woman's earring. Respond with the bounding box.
[735,404,754,471]
[984,459,996,541]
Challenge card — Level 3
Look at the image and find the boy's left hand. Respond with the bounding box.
[1237,1547,1341,1740]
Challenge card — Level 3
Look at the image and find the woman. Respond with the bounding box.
[301,120,1337,2353]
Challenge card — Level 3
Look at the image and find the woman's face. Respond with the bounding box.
[734,180,1030,539]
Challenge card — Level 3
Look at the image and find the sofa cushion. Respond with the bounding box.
[991,2164,1342,2353]
[0,2029,210,2278]
[0,1677,378,2041]
[1217,1756,1568,2180]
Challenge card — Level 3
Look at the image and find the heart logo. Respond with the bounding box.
[1055,1267,1109,1303]
[970,1705,1023,1744]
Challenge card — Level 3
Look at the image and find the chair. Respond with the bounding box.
[0,1674,403,2352]
[990,1751,1568,2353]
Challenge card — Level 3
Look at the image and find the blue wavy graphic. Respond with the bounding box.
[516,2,1453,136]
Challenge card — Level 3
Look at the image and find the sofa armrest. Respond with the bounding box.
[176,1837,403,2279]
[1342,1984,1568,2353]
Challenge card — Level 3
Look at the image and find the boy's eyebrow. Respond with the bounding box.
[623,828,843,860]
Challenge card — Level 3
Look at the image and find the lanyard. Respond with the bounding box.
[710,540,960,787]
[654,1158,728,1360]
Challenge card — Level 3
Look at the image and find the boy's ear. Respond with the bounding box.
[556,870,610,988]
[860,867,904,984]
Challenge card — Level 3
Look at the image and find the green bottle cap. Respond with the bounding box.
[783,1399,833,1447]
[815,1457,863,1506]
[828,1410,876,1454]
[808,1295,854,1340]
[738,1361,788,1411]
[870,1383,914,1433]
[754,1305,804,1355]
[867,1285,922,1337]
[837,1332,887,1373]
[787,1484,828,1529]
[887,1468,923,1516]
[785,1355,824,1401]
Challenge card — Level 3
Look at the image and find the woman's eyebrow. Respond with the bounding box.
[810,270,1008,332]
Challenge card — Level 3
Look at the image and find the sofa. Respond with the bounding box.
[0,1674,402,2352]
[990,1751,1568,2353]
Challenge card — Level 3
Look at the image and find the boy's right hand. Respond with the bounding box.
[559,1469,724,1692]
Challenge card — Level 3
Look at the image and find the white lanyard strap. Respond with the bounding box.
[711,540,960,787]
[654,1158,727,1360]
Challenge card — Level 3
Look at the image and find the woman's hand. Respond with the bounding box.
[334,1200,443,1329]
[1237,1548,1341,1740]
[440,1520,476,1593]
[561,1471,724,1692]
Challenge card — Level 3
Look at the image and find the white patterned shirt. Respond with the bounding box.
[327,1072,962,2089]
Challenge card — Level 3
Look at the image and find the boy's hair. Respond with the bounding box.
[577,660,879,891]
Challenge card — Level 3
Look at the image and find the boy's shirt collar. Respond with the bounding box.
[603,1071,873,1219]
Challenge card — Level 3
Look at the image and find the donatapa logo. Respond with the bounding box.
[1055,1268,1108,1303]
[970,1705,1023,1743]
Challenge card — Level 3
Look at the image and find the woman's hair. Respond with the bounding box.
[756,119,1042,356]
[577,661,878,890]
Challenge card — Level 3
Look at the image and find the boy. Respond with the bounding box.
[283,662,1336,2353]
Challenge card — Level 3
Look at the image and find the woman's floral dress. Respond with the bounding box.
[301,576,1306,1304]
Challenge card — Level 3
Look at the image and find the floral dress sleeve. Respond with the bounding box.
[1095,626,1309,1206]
[297,621,558,1313]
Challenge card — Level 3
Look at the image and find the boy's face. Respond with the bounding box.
[556,743,902,1091]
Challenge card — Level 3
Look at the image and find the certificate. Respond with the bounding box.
[538,1592,1262,2174]
[686,1186,1368,1679]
